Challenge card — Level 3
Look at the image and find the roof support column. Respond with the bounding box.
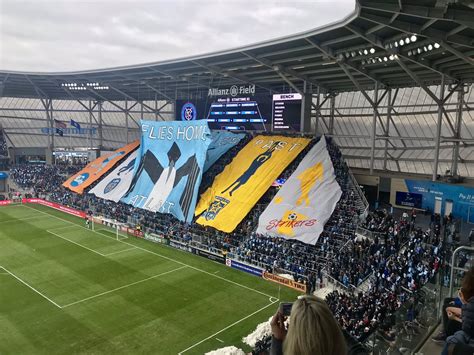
[451,85,465,176]
[433,75,445,181]
[98,101,103,151]
[125,99,129,144]
[370,82,379,175]
[314,86,320,136]
[300,81,312,134]
[329,94,336,135]
[89,100,93,151]
[383,88,392,171]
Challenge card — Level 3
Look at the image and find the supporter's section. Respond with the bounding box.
[196,135,310,232]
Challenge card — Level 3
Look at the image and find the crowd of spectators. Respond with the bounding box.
[8,133,453,347]
[326,214,447,341]
[0,128,7,157]
[10,164,84,195]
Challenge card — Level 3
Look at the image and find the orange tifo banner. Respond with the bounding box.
[195,135,310,233]
[62,141,139,194]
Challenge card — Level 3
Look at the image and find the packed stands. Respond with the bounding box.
[9,133,452,351]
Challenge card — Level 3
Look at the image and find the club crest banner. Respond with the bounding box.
[195,135,310,232]
[121,120,211,223]
[63,140,139,194]
[256,137,342,245]
[204,131,246,172]
[89,149,139,202]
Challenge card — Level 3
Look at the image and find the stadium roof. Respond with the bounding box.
[0,0,473,101]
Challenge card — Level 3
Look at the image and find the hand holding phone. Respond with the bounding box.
[279,302,293,316]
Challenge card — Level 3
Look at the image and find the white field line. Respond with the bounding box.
[0,214,44,224]
[46,229,106,257]
[0,266,62,308]
[103,247,137,256]
[215,338,224,343]
[178,298,278,354]
[26,205,276,300]
[62,265,187,308]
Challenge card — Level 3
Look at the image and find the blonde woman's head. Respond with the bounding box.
[283,295,347,355]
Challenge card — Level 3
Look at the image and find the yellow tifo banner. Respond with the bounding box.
[62,140,139,194]
[195,135,310,232]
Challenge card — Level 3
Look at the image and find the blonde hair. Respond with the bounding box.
[283,295,347,355]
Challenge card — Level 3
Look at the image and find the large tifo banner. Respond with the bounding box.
[256,137,342,245]
[204,131,246,172]
[195,135,310,232]
[121,120,211,223]
[89,149,139,202]
[63,141,139,194]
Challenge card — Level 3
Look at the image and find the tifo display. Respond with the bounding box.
[61,122,339,243]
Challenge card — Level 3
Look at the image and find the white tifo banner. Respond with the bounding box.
[89,150,138,202]
[256,136,342,245]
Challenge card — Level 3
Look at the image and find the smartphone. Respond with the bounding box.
[280,302,293,316]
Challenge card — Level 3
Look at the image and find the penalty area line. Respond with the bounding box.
[178,298,279,354]
[61,265,187,308]
[26,205,277,301]
[0,266,62,309]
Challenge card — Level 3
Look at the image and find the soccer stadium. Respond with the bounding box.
[1,0,474,354]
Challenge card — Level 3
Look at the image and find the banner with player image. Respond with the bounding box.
[121,120,211,223]
[63,140,139,194]
[204,131,246,172]
[195,135,310,233]
[256,137,342,245]
[89,149,139,202]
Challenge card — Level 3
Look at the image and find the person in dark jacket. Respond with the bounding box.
[442,268,474,355]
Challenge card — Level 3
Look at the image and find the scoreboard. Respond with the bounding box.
[272,93,302,132]
[206,96,270,131]
[175,86,302,132]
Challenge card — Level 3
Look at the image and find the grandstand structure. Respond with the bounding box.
[0,0,473,181]
[1,1,474,354]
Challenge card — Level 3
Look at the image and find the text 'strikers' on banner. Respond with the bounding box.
[204,131,246,172]
[63,140,139,194]
[195,135,310,233]
[256,136,342,245]
[121,120,211,223]
[89,149,139,202]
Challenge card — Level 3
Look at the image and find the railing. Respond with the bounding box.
[347,167,369,218]
[449,246,474,297]
[324,272,357,294]
[356,226,385,241]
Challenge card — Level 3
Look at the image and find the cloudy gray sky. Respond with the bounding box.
[0,0,355,72]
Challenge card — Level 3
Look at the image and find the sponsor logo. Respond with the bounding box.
[71,173,89,187]
[194,249,226,264]
[181,102,197,121]
[104,178,121,194]
[263,271,306,292]
[228,259,263,277]
[208,84,255,97]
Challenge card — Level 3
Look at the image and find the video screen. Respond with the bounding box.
[175,90,301,132]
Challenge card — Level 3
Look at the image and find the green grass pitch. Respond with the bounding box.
[0,204,299,354]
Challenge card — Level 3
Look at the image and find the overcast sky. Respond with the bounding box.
[0,0,355,72]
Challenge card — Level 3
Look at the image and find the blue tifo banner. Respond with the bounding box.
[121,120,211,223]
[225,258,263,277]
[41,127,96,135]
[204,131,246,172]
